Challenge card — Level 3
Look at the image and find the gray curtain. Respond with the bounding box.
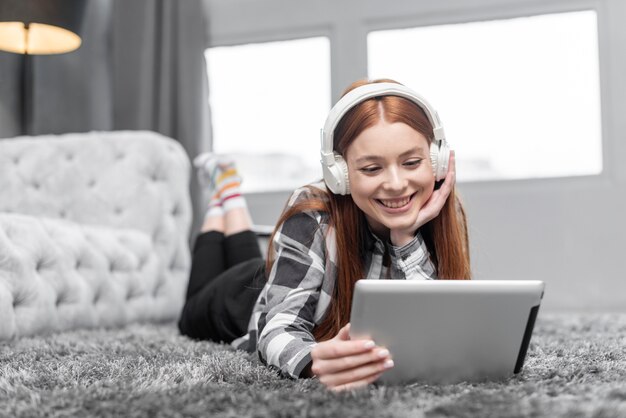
[0,0,210,238]
[110,0,210,239]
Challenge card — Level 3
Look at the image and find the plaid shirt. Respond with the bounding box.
[232,183,437,378]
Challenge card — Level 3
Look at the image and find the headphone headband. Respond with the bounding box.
[320,82,445,165]
[320,82,450,194]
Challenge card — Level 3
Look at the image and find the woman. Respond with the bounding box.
[178,79,471,391]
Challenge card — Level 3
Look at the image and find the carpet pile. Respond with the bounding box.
[1,313,625,417]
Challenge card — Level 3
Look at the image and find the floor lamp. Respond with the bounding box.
[0,0,86,135]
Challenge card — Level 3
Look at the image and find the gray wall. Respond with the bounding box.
[206,0,626,312]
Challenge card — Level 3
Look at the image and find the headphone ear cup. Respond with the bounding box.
[430,140,451,181]
[322,152,350,195]
[430,143,440,180]
[335,153,350,195]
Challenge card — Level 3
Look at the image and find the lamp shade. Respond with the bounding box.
[0,0,87,54]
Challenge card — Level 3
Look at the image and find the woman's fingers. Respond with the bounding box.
[312,346,392,376]
[440,150,456,194]
[417,151,456,222]
[311,325,393,391]
[312,339,376,361]
[336,323,351,341]
[319,356,393,388]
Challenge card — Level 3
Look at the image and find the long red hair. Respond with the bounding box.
[267,79,471,342]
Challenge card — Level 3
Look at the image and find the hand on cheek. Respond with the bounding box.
[389,151,456,247]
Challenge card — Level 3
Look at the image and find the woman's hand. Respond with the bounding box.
[389,151,457,247]
[308,323,394,391]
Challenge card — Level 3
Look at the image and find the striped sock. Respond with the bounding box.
[215,164,247,213]
[204,189,223,219]
[194,153,223,219]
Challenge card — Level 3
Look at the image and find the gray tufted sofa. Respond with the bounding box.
[0,131,192,340]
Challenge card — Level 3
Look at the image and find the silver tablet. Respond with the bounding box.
[349,280,545,384]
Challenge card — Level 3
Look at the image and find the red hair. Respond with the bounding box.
[267,79,471,342]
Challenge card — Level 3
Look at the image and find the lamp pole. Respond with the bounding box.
[20,23,32,135]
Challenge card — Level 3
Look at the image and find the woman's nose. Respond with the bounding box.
[383,166,408,190]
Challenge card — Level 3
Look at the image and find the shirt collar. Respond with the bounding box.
[363,222,386,254]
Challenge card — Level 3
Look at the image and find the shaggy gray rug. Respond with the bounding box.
[1,313,625,418]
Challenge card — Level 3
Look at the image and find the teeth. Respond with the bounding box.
[379,196,410,208]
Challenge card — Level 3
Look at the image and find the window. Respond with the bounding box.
[368,10,602,181]
[206,37,331,192]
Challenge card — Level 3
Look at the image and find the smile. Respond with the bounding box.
[376,194,414,209]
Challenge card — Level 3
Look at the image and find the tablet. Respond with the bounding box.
[349,280,545,384]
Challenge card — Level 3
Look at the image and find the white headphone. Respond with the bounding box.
[320,82,450,195]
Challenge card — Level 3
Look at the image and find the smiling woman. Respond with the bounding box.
[179,78,471,392]
[265,79,470,390]
[347,121,436,243]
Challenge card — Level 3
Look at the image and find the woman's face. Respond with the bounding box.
[344,120,435,237]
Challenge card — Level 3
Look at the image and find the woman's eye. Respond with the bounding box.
[360,166,381,174]
[404,159,422,167]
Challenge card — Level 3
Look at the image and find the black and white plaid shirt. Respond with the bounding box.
[232,182,437,378]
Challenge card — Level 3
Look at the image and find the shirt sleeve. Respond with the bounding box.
[256,210,327,379]
[389,232,437,280]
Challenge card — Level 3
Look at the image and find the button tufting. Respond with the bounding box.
[0,132,192,336]
[55,293,67,306]
[12,294,24,307]
[152,282,162,296]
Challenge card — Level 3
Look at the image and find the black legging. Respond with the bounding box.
[178,230,265,343]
